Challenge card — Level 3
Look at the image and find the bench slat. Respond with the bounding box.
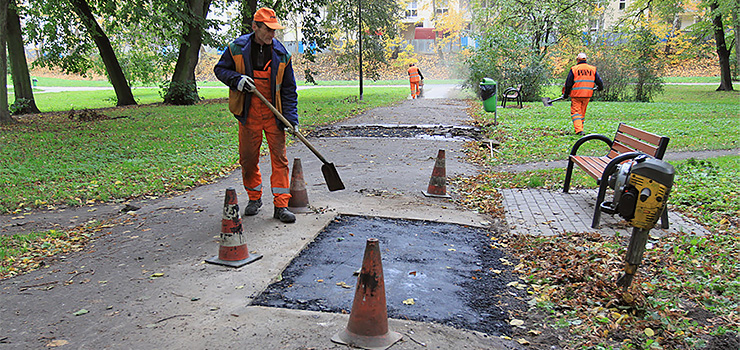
[571,155,611,180]
[611,141,636,155]
[614,133,660,156]
[617,123,664,146]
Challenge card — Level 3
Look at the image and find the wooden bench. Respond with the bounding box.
[563,123,670,228]
[501,84,523,108]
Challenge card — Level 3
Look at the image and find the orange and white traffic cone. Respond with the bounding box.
[288,158,310,213]
[422,149,452,198]
[206,188,262,268]
[331,238,402,350]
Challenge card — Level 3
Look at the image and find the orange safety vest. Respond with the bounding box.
[227,42,290,117]
[408,66,421,83]
[570,64,597,98]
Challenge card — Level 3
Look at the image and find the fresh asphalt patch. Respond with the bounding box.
[252,215,528,336]
[307,124,485,141]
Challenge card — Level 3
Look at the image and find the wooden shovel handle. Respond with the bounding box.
[250,88,330,165]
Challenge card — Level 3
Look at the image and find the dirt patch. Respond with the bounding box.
[252,215,529,336]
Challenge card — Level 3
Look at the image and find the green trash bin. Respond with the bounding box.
[480,78,497,113]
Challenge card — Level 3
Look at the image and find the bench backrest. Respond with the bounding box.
[607,123,670,159]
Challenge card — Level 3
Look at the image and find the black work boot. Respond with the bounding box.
[273,207,296,223]
[243,199,262,216]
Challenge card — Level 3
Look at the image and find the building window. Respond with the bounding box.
[405,0,418,18]
[619,0,626,10]
[435,0,449,15]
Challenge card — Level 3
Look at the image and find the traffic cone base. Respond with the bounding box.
[205,253,262,268]
[331,328,402,350]
[422,190,451,199]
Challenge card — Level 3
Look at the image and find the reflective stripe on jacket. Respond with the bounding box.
[569,64,597,98]
[408,66,421,83]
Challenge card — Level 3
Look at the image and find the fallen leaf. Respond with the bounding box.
[150,273,164,278]
[510,319,525,326]
[403,298,416,305]
[645,328,655,337]
[235,285,244,289]
[46,339,69,347]
[73,309,89,316]
[409,271,417,276]
[517,338,530,345]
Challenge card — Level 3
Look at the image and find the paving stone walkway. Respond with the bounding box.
[501,188,710,237]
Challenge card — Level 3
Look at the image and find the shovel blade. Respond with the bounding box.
[542,97,553,107]
[321,163,345,191]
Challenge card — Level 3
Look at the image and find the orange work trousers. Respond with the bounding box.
[238,68,291,208]
[570,97,591,134]
[409,81,421,99]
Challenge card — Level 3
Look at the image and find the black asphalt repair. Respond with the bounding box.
[252,215,528,336]
[307,124,485,141]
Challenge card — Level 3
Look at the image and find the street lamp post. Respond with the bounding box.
[358,0,363,100]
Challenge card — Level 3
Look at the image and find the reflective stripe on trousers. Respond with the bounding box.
[570,97,590,134]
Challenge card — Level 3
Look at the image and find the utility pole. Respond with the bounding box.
[358,0,363,100]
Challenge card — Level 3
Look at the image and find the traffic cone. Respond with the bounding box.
[206,188,262,268]
[331,238,402,350]
[288,158,310,213]
[422,149,452,198]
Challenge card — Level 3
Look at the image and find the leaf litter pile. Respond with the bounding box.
[451,172,739,349]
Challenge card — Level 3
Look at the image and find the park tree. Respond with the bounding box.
[163,0,213,105]
[465,0,598,100]
[25,0,137,106]
[433,7,466,58]
[7,0,40,114]
[325,0,403,81]
[0,0,14,124]
[625,0,735,91]
[704,0,734,90]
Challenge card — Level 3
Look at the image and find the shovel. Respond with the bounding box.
[541,95,564,107]
[249,88,345,191]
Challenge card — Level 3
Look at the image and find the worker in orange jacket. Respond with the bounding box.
[563,53,604,135]
[214,8,298,223]
[408,63,424,99]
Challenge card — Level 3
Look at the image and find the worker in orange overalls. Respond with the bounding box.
[408,63,424,99]
[214,7,299,223]
[563,53,604,135]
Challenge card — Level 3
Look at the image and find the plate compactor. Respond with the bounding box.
[599,154,675,290]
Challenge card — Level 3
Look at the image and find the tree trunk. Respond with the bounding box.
[240,0,258,35]
[710,1,733,91]
[734,11,739,79]
[0,0,15,124]
[69,0,137,106]
[7,0,40,114]
[164,0,211,105]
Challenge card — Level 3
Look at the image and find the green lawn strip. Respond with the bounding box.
[0,86,407,214]
[474,85,739,165]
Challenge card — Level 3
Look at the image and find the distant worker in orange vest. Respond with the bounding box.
[214,7,299,223]
[563,53,603,135]
[408,63,425,99]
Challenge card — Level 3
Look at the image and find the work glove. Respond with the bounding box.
[285,124,299,135]
[237,75,255,92]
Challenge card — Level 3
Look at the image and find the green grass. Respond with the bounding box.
[0,86,407,213]
[477,84,739,165]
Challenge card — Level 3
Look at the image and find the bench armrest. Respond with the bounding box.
[569,133,613,156]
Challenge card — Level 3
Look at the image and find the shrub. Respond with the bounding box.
[465,29,551,102]
[160,80,201,105]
